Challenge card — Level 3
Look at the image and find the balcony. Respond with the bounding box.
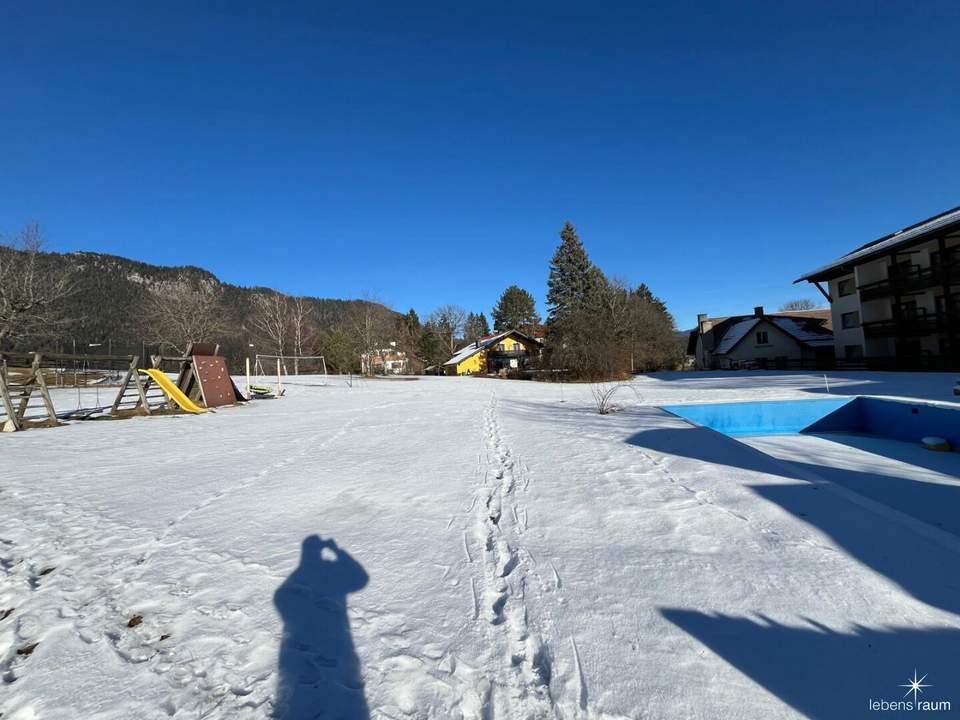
[857,261,960,301]
[857,260,960,301]
[487,349,530,360]
[860,308,958,338]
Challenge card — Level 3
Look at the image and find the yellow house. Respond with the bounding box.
[443,330,543,376]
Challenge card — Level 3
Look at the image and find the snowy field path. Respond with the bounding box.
[2,371,960,719]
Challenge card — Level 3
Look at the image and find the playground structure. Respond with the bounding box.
[1,343,246,432]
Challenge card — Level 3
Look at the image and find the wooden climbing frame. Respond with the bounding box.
[0,352,60,431]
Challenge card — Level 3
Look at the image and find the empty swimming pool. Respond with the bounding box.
[659,397,852,436]
[661,396,960,447]
[658,396,960,535]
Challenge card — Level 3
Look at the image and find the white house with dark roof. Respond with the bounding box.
[688,307,834,370]
[795,205,960,369]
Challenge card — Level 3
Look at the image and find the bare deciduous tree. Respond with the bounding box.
[346,295,392,375]
[428,304,467,355]
[144,279,228,355]
[779,298,820,312]
[0,223,79,347]
[249,292,290,355]
[289,296,317,373]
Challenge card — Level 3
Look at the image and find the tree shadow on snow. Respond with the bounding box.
[628,426,960,717]
[762,441,960,538]
[626,426,960,616]
[274,536,370,720]
[660,608,960,720]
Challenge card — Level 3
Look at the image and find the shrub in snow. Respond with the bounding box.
[589,382,641,415]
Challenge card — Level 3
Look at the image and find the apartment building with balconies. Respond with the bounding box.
[796,206,960,370]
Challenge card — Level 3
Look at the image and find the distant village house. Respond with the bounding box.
[361,347,408,375]
[688,307,834,370]
[443,330,542,376]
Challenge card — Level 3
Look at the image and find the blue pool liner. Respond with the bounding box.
[661,396,960,446]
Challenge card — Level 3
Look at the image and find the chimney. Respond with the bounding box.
[697,313,712,333]
[475,340,479,348]
[754,306,764,318]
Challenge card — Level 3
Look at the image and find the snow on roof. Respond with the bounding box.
[713,318,758,354]
[769,317,834,346]
[796,205,960,282]
[694,308,832,332]
[771,308,832,329]
[442,330,513,366]
[443,342,486,367]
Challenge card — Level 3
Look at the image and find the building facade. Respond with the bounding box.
[796,206,960,369]
[689,307,834,370]
[443,330,542,376]
[360,348,408,375]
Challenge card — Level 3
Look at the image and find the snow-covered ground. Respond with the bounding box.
[2,371,960,719]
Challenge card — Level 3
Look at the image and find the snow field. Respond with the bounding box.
[1,371,959,719]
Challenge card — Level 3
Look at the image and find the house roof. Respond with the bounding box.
[690,309,832,333]
[713,318,759,354]
[769,316,834,347]
[442,329,542,367]
[690,311,833,357]
[795,205,960,283]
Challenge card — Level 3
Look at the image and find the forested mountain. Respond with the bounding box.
[0,240,399,370]
[1,221,684,377]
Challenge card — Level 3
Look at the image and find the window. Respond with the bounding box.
[838,278,856,297]
[841,311,860,329]
[755,330,769,345]
[845,344,863,359]
[892,258,913,276]
[896,339,922,357]
[898,300,918,318]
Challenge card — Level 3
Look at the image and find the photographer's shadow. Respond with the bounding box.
[274,536,370,719]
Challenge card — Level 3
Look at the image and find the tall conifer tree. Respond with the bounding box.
[547,221,595,322]
[492,286,540,334]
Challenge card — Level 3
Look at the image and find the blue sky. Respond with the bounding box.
[2,2,959,329]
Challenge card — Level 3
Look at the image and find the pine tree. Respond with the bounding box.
[417,323,446,371]
[463,312,491,342]
[547,221,595,321]
[492,286,541,334]
[477,312,491,337]
[318,328,355,373]
[394,308,423,368]
[402,308,421,333]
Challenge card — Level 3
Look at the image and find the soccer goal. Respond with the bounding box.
[250,354,328,396]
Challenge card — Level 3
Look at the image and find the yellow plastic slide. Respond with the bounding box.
[141,369,207,414]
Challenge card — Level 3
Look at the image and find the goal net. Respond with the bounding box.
[254,354,328,380]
